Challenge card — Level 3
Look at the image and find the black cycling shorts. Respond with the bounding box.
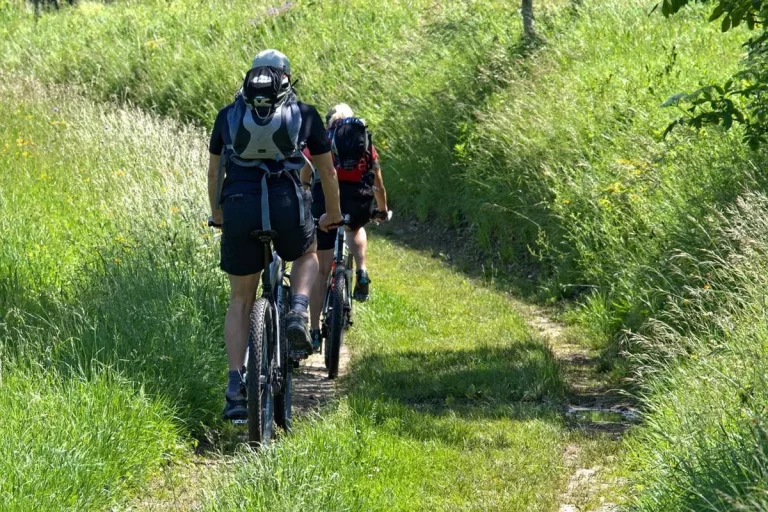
[311,182,374,251]
[220,180,314,276]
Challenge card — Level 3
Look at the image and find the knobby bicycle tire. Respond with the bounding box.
[326,268,347,380]
[248,297,274,447]
[274,280,292,432]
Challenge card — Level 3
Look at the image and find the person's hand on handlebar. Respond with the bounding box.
[318,212,344,232]
[372,209,393,223]
[210,209,223,228]
[208,214,223,229]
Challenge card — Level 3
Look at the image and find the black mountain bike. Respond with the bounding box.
[318,210,391,379]
[209,219,301,447]
[318,216,353,379]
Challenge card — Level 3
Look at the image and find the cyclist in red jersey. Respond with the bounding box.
[300,104,389,351]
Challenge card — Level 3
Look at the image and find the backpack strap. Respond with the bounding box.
[259,169,305,231]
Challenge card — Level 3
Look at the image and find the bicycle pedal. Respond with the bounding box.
[289,349,309,360]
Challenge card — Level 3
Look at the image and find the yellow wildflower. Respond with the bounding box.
[40,173,47,180]
[115,170,125,177]
[113,258,122,264]
[605,181,624,194]
[145,37,166,50]
[703,283,711,290]
[21,151,30,158]
[561,199,570,205]
[170,206,180,214]
[599,198,611,207]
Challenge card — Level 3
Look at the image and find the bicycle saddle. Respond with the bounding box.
[250,229,279,241]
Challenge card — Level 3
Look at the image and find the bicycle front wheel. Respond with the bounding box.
[325,267,347,380]
[247,297,275,447]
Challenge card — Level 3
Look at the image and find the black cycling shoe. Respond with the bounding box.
[353,269,371,302]
[311,328,322,353]
[222,388,247,421]
[286,310,313,355]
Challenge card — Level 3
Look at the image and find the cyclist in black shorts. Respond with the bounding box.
[301,103,390,352]
[208,50,342,419]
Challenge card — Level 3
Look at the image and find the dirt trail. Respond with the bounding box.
[292,343,351,413]
[128,346,351,511]
[522,304,636,512]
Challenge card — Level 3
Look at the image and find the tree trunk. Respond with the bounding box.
[521,0,536,41]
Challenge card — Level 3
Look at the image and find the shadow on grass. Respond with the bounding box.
[342,342,567,449]
[349,342,565,409]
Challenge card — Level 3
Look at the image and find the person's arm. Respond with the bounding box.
[300,161,313,191]
[208,153,223,225]
[313,151,343,230]
[372,162,388,213]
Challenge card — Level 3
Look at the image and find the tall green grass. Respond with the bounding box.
[624,193,768,510]
[0,0,758,345]
[0,76,579,509]
[0,77,221,508]
[7,0,768,508]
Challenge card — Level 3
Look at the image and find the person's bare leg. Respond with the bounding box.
[225,273,260,371]
[310,249,334,330]
[346,227,367,271]
[290,242,318,297]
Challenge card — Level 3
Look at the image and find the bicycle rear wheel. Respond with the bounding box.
[325,267,347,380]
[247,297,275,447]
[274,277,292,432]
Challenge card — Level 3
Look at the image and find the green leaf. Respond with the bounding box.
[722,14,732,32]
[731,8,744,27]
[709,3,726,21]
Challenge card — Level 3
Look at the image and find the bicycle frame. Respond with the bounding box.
[321,226,353,320]
[255,235,288,397]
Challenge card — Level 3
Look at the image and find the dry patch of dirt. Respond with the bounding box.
[522,305,635,512]
[292,342,351,414]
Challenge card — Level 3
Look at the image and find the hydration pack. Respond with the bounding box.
[327,117,374,184]
[226,66,303,168]
[215,66,307,231]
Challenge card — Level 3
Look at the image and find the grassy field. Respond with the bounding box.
[5,0,768,509]
[0,77,605,510]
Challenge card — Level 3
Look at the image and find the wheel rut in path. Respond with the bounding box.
[129,345,351,511]
[378,218,638,511]
[521,304,636,512]
[291,342,351,414]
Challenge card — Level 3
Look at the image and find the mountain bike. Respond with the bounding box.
[318,210,392,379]
[209,218,302,447]
[317,216,352,380]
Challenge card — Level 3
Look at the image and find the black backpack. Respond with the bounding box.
[328,117,373,184]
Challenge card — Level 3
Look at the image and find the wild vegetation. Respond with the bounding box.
[0,77,601,510]
[3,0,768,509]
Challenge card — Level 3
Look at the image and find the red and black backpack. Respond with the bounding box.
[327,117,374,185]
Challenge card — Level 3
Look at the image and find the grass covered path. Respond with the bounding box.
[0,77,624,511]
